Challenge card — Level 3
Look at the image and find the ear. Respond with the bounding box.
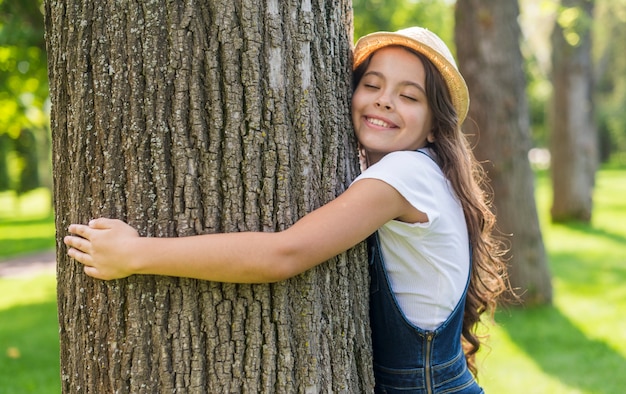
[357,142,369,171]
[427,132,435,144]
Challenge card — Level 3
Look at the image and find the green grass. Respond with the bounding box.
[0,188,55,259]
[478,169,626,394]
[0,188,60,393]
[0,170,625,393]
[0,274,60,393]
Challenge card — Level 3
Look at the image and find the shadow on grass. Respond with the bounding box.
[499,304,626,394]
[0,237,56,260]
[0,300,61,394]
[0,212,54,226]
[497,306,626,394]
[501,218,626,394]
[556,220,626,249]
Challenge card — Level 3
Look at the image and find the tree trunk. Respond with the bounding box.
[455,0,553,305]
[46,0,373,392]
[550,0,597,222]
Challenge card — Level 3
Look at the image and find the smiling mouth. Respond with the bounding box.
[366,117,395,128]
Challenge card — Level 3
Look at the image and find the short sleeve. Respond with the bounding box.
[351,150,444,224]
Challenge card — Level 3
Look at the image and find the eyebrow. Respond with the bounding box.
[362,70,427,95]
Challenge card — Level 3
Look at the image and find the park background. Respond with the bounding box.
[1,0,625,393]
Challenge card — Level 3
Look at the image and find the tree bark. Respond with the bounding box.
[550,0,597,222]
[46,0,373,392]
[455,0,553,305]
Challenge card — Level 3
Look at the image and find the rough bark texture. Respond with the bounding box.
[455,0,553,305]
[550,0,597,222]
[46,0,373,392]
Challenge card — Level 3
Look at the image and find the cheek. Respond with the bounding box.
[351,95,363,122]
[350,91,361,112]
[406,107,431,130]
[351,86,369,109]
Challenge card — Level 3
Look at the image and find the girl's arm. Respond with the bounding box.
[64,178,423,282]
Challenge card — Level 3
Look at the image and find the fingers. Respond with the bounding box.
[67,218,118,239]
[64,233,90,252]
[68,218,113,234]
[64,235,110,280]
[66,243,93,266]
[89,217,118,229]
[64,223,94,265]
[67,223,91,239]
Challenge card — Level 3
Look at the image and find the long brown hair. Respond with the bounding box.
[354,47,509,375]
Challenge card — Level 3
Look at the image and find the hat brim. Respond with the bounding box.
[353,31,469,124]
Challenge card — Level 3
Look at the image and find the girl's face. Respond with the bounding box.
[352,46,434,166]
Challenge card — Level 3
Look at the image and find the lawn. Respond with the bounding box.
[0,188,56,258]
[478,169,626,394]
[0,275,59,394]
[0,188,60,393]
[0,171,625,393]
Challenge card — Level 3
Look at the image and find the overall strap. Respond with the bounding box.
[416,148,438,166]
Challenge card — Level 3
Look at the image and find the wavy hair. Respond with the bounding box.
[353,47,510,376]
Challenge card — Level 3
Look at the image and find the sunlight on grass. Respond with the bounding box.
[0,188,52,219]
[478,324,577,393]
[0,274,56,310]
[478,169,626,394]
[0,274,60,394]
[0,188,55,258]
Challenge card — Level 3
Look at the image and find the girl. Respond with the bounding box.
[65,27,508,393]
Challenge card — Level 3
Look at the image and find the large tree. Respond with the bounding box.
[455,0,553,305]
[550,0,597,222]
[46,0,373,392]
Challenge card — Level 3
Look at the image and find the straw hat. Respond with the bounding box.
[353,27,469,124]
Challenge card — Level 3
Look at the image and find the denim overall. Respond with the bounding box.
[368,233,483,393]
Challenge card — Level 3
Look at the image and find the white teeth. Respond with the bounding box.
[368,117,390,128]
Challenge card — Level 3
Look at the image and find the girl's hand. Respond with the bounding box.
[64,218,140,280]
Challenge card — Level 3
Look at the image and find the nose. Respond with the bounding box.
[375,92,393,110]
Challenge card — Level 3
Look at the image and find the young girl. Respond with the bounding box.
[65,27,508,393]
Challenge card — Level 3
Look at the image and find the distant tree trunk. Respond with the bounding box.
[0,134,12,191]
[46,0,373,392]
[550,0,597,222]
[455,0,553,305]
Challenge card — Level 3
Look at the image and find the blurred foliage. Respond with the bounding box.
[0,0,47,137]
[556,1,593,47]
[594,0,626,163]
[0,0,49,192]
[353,0,455,45]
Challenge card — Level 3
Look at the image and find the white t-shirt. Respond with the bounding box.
[352,150,470,330]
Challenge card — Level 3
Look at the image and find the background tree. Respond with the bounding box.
[0,134,10,191]
[550,0,597,222]
[46,0,373,392]
[455,0,553,305]
[594,0,626,164]
[15,129,40,194]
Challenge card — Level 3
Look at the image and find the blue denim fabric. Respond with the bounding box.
[368,233,483,393]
